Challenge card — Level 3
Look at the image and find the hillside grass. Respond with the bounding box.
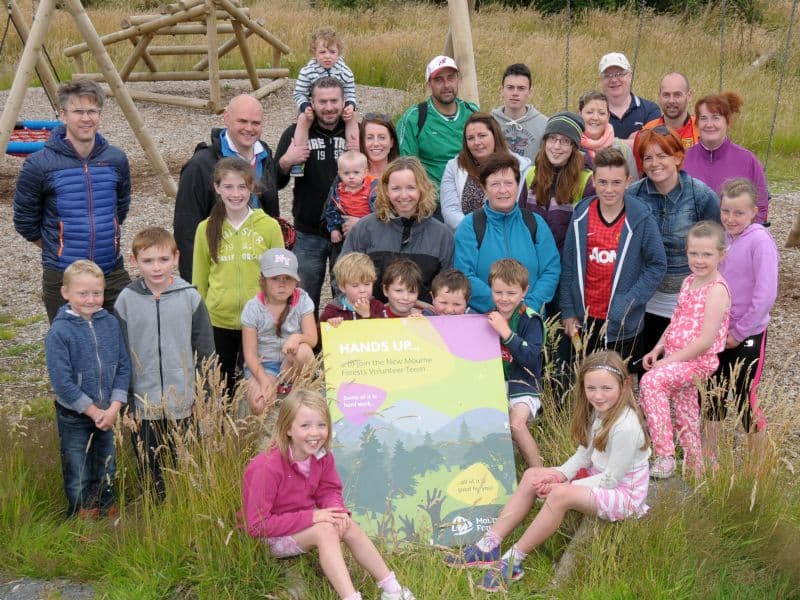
[1,1,799,184]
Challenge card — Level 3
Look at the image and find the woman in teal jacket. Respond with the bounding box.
[454,154,560,314]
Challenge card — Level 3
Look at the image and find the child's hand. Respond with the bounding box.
[282,334,301,355]
[341,216,360,235]
[407,311,425,319]
[330,230,343,244]
[301,106,314,122]
[642,346,664,370]
[342,105,355,120]
[725,333,740,349]
[353,297,371,318]
[95,402,121,431]
[327,317,344,328]
[313,507,350,531]
[561,317,580,338]
[487,311,512,339]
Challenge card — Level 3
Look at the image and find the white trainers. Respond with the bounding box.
[650,455,676,479]
[381,588,416,600]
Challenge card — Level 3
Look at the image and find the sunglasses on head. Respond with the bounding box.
[651,125,671,136]
[364,112,391,122]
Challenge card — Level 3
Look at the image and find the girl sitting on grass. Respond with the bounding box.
[241,389,415,600]
[446,351,651,592]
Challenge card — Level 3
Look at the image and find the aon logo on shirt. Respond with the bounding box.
[589,247,617,264]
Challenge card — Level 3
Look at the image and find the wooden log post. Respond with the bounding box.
[8,0,60,110]
[205,0,221,113]
[193,21,259,71]
[232,20,260,89]
[120,33,155,80]
[0,0,57,160]
[101,86,212,111]
[74,69,289,82]
[787,213,800,247]
[252,76,288,100]
[122,9,246,27]
[447,0,479,106]
[443,0,476,58]
[272,45,281,69]
[62,0,177,197]
[149,44,210,55]
[129,36,159,72]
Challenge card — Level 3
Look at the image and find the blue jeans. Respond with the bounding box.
[294,231,333,316]
[55,403,116,516]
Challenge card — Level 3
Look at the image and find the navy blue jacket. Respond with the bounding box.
[13,125,131,273]
[45,305,131,414]
[502,304,544,398]
[560,196,667,343]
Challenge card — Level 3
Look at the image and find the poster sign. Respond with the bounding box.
[321,314,517,547]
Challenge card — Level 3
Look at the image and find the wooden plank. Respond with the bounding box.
[232,20,259,89]
[120,33,154,80]
[75,68,289,81]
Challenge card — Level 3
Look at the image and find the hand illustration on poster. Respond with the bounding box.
[322,314,517,547]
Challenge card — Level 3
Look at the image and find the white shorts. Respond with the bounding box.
[508,394,541,422]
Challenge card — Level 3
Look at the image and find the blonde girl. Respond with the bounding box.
[639,221,731,478]
[446,351,650,592]
[192,157,283,398]
[241,249,317,415]
[241,389,415,600]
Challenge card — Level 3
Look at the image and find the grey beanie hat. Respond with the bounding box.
[544,111,585,148]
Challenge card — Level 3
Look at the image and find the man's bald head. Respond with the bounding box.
[223,94,264,154]
[658,72,692,122]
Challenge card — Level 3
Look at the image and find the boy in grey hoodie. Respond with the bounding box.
[114,227,215,501]
[491,63,548,163]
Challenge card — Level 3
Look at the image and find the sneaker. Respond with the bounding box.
[444,543,500,568]
[77,507,99,520]
[476,559,524,593]
[104,505,119,519]
[290,164,304,177]
[276,383,293,396]
[650,455,676,479]
[380,588,416,600]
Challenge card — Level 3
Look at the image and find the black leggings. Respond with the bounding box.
[213,326,243,399]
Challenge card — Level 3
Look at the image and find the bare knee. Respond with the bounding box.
[310,522,342,546]
[294,343,314,365]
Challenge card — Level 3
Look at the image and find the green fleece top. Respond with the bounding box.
[192,209,283,330]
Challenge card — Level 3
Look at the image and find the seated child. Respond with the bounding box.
[291,27,359,176]
[445,352,650,593]
[381,258,423,318]
[321,252,384,326]
[114,227,215,502]
[324,151,378,248]
[428,268,471,316]
[241,249,318,415]
[242,389,415,600]
[45,260,131,518]
[486,259,544,468]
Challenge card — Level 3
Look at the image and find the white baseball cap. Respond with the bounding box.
[599,52,631,73]
[426,55,459,82]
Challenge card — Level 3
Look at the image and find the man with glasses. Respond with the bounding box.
[599,52,660,141]
[13,79,132,323]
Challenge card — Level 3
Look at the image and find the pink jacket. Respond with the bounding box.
[242,446,347,538]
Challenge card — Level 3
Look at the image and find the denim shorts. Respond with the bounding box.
[243,360,282,379]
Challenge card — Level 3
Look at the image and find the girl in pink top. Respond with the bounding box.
[639,221,731,478]
[241,389,414,600]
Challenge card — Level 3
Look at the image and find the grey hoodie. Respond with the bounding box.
[114,276,215,420]
[491,105,548,163]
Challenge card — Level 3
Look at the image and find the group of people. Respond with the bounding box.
[11,23,779,597]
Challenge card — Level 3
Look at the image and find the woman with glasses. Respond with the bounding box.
[441,112,531,231]
[683,92,769,224]
[521,112,594,253]
[578,91,638,180]
[627,126,720,355]
[340,157,453,302]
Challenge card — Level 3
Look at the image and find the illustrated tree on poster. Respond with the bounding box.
[463,433,516,495]
[390,440,416,495]
[353,425,391,514]
[409,433,444,477]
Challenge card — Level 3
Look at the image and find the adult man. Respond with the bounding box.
[13,79,131,323]
[397,55,478,190]
[275,76,347,314]
[599,52,660,140]
[491,63,548,162]
[173,94,278,280]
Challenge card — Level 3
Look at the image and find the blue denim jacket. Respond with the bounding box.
[626,170,719,293]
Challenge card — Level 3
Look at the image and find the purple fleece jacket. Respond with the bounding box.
[718,223,778,342]
[683,138,769,224]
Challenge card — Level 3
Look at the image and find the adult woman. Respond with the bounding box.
[578,90,638,179]
[340,156,454,302]
[627,126,720,353]
[360,112,399,178]
[440,112,531,231]
[523,112,594,252]
[454,154,560,314]
[683,91,768,224]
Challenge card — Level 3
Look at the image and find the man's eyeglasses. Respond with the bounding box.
[601,71,630,81]
[67,109,101,118]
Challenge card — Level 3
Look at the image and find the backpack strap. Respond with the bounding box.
[472,207,537,249]
[415,101,428,138]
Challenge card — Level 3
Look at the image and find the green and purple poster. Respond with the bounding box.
[321,314,517,547]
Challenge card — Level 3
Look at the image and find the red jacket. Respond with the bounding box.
[242,447,347,538]
[319,297,385,322]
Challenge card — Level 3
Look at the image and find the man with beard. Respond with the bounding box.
[397,56,478,193]
[275,76,347,315]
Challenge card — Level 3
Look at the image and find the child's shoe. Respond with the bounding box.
[276,383,293,396]
[476,559,524,592]
[104,504,119,519]
[77,507,99,520]
[650,455,676,479]
[444,543,500,568]
[290,164,304,177]
[380,588,416,600]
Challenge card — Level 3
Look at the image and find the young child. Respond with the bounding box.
[320,252,384,326]
[705,178,778,459]
[242,389,415,600]
[241,249,318,416]
[559,146,666,371]
[114,227,215,502]
[446,351,650,592]
[639,221,731,478]
[486,259,544,468]
[428,268,471,316]
[291,27,359,176]
[45,260,131,518]
[192,157,284,399]
[381,258,423,318]
[324,151,377,248]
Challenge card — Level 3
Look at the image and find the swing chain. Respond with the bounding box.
[631,0,645,88]
[719,0,726,91]
[564,0,570,111]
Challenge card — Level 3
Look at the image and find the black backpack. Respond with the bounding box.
[472,207,538,248]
